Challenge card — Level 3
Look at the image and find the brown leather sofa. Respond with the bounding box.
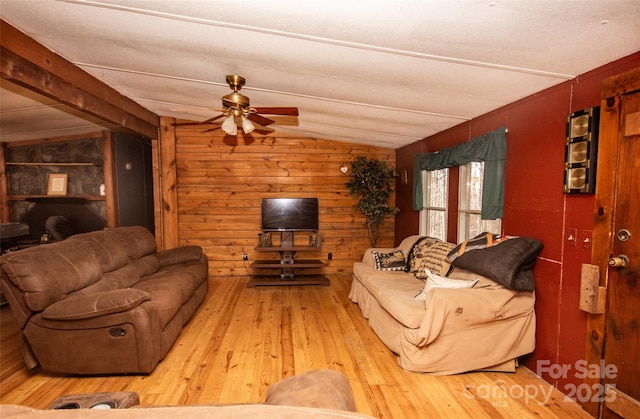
[0,226,208,375]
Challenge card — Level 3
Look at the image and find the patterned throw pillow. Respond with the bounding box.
[372,250,406,271]
[408,237,455,279]
[406,237,440,272]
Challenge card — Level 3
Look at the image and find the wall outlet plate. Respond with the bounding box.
[242,253,249,261]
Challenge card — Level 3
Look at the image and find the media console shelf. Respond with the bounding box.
[247,231,329,287]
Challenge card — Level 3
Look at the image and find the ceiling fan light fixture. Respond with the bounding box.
[242,116,255,134]
[173,76,298,135]
[221,115,237,135]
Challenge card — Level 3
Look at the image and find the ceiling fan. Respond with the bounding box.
[174,75,299,135]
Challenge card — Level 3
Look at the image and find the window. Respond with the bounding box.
[420,168,448,241]
[458,162,501,242]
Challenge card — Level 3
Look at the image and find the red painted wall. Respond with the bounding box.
[395,52,640,394]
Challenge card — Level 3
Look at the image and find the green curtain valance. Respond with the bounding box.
[412,126,507,219]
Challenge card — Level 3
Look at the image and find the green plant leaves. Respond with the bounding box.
[345,156,399,246]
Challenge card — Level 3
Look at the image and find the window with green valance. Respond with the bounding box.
[412,127,507,219]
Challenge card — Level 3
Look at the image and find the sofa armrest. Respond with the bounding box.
[361,235,423,267]
[157,246,203,267]
[41,289,150,321]
[415,285,535,347]
[265,369,356,412]
[361,247,398,267]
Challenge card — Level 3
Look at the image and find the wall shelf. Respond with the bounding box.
[6,162,97,166]
[1,134,115,233]
[246,274,329,287]
[255,245,322,252]
[7,195,106,201]
[251,259,327,269]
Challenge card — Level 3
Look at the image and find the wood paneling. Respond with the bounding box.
[157,118,179,250]
[173,125,396,279]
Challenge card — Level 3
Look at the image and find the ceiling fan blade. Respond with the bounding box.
[202,126,222,133]
[173,121,205,126]
[253,128,274,135]
[253,107,299,116]
[248,113,276,127]
[173,113,225,127]
[200,113,226,124]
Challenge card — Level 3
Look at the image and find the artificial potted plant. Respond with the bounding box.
[345,156,399,247]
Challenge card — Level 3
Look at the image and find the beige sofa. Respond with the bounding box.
[0,226,208,375]
[1,405,372,419]
[1,369,374,419]
[349,235,537,375]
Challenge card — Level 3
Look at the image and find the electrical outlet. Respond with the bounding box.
[242,253,249,261]
[582,230,593,250]
[328,252,333,260]
[567,228,577,247]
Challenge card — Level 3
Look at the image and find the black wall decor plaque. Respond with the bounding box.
[564,107,599,194]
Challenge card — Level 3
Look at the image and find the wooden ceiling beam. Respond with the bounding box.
[0,19,159,140]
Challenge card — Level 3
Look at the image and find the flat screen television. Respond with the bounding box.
[261,198,319,231]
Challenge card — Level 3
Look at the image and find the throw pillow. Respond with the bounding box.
[406,236,441,272]
[413,271,479,301]
[408,237,456,278]
[372,250,406,271]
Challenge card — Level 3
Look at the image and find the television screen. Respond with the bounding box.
[261,198,319,231]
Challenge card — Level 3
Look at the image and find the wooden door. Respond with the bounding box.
[585,67,640,418]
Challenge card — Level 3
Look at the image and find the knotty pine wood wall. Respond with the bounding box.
[172,125,396,278]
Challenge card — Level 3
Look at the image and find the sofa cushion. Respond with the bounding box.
[42,289,150,320]
[129,254,160,277]
[352,263,425,329]
[407,238,455,278]
[74,264,145,295]
[413,271,479,301]
[113,226,157,259]
[372,250,406,271]
[142,270,204,305]
[133,271,204,328]
[0,240,102,311]
[70,229,128,273]
[157,246,202,266]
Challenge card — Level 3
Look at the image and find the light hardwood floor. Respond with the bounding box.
[0,275,591,418]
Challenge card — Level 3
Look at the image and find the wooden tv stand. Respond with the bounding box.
[247,231,329,287]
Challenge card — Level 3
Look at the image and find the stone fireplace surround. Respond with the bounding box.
[5,137,107,243]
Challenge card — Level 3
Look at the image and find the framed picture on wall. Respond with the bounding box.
[47,174,68,196]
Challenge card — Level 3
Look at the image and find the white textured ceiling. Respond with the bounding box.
[1,0,639,148]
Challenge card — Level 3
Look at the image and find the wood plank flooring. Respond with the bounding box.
[0,275,592,418]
